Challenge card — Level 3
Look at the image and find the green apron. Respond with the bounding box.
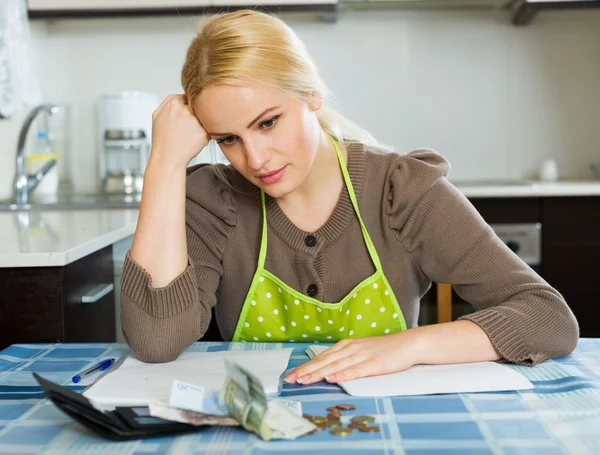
[232,137,407,343]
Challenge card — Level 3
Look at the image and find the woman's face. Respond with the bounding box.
[193,84,322,199]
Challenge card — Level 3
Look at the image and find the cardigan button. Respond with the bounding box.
[306,284,318,297]
[304,235,317,247]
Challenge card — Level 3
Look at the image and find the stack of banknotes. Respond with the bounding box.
[148,360,316,440]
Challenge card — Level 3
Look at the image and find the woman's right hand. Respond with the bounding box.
[150,94,210,168]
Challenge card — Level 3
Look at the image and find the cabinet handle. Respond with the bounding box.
[81,284,114,303]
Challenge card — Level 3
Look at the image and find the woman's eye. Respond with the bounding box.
[260,116,280,129]
[218,136,237,145]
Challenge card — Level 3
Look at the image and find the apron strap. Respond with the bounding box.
[257,190,269,270]
[257,136,384,273]
[329,136,384,273]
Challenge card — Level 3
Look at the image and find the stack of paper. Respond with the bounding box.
[83,348,293,409]
[306,344,330,359]
[304,345,534,396]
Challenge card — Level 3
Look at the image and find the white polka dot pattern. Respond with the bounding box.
[236,274,405,342]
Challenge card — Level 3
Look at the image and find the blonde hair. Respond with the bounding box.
[181,10,380,148]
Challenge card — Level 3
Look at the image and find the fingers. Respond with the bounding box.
[155,94,177,112]
[315,338,351,358]
[325,360,380,383]
[287,342,365,385]
[298,354,362,385]
[153,94,186,119]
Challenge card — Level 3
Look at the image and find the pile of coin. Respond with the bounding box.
[302,403,380,437]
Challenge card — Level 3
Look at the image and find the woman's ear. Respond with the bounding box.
[308,93,322,112]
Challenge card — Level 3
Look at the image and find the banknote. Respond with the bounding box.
[148,401,239,427]
[169,379,227,416]
[265,400,317,440]
[220,359,272,438]
[271,398,302,416]
[220,360,316,440]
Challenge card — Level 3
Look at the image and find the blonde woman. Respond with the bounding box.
[121,10,578,385]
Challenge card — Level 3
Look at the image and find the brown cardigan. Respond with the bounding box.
[121,143,579,363]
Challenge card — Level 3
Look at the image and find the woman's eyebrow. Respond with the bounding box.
[207,106,280,137]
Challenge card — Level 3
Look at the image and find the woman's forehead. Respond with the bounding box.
[194,84,297,128]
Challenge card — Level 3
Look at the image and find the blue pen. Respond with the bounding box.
[72,358,116,383]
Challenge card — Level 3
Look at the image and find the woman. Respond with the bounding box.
[121,10,578,386]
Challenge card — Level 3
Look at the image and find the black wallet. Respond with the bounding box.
[33,373,204,441]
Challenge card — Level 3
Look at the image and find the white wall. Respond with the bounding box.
[1,8,599,199]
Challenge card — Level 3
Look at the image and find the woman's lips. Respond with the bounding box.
[259,166,287,184]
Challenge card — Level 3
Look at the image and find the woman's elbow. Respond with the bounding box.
[538,301,580,362]
[122,328,188,363]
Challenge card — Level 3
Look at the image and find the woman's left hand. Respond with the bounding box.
[284,331,425,385]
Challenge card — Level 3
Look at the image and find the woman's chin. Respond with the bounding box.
[259,179,297,200]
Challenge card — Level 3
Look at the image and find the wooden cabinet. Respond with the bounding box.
[541,198,600,338]
[470,198,541,224]
[0,246,116,350]
[471,197,600,337]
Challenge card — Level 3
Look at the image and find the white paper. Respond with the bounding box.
[83,348,293,407]
[337,362,534,397]
[170,380,205,411]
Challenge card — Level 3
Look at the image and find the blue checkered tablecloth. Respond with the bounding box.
[1,340,599,455]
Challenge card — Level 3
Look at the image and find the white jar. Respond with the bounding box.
[539,159,559,182]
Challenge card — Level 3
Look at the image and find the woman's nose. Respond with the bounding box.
[246,141,270,170]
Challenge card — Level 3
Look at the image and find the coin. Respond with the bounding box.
[328,410,342,417]
[336,404,356,410]
[348,422,367,429]
[312,416,328,425]
[327,420,342,428]
[331,427,353,436]
[316,424,328,432]
[327,413,341,420]
[359,426,381,433]
[351,415,376,423]
[303,414,314,421]
[326,406,340,412]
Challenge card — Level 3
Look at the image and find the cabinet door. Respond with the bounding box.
[469,198,541,224]
[542,197,600,337]
[0,267,64,349]
[64,245,116,343]
[28,0,211,10]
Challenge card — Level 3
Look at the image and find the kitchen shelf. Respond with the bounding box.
[28,1,339,21]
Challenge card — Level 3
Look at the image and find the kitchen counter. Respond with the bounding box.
[1,180,599,268]
[0,209,138,268]
[453,180,600,198]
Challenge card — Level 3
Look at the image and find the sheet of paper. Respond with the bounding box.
[305,345,534,396]
[83,348,293,407]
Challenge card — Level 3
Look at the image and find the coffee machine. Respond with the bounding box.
[97,91,160,194]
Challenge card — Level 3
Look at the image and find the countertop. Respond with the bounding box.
[1,180,599,268]
[0,209,138,268]
[453,180,600,198]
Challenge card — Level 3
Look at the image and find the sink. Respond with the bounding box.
[0,193,141,211]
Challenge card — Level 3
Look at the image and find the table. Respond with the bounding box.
[1,340,599,454]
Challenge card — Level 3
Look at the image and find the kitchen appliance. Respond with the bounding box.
[539,159,559,182]
[97,92,160,194]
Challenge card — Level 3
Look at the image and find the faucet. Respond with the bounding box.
[12,104,59,205]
